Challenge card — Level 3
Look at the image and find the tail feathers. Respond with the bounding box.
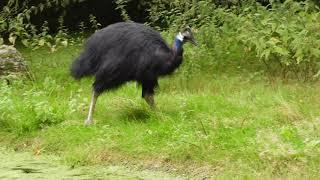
[70,52,95,79]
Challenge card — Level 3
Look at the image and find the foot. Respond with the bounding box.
[84,119,94,126]
[149,103,157,110]
[144,94,156,108]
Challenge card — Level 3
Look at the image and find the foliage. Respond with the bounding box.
[235,0,320,80]
[114,0,131,21]
[0,0,99,51]
[174,0,320,80]
[116,0,267,29]
[88,14,102,31]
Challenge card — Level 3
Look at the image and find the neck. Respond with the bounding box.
[173,33,184,53]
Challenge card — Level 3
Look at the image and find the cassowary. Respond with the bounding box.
[71,22,197,125]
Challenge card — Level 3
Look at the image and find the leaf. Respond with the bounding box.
[46,1,52,8]
[21,39,29,46]
[46,42,52,48]
[61,40,68,47]
[294,48,304,64]
[310,48,320,57]
[307,139,320,147]
[274,46,289,56]
[9,35,17,45]
[270,37,281,44]
[38,39,45,46]
[263,49,271,60]
[55,38,61,43]
[313,71,320,79]
[3,6,10,13]
[39,3,44,12]
[26,13,30,21]
[0,38,3,45]
[50,45,56,53]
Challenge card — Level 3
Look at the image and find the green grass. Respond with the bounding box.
[1,46,320,179]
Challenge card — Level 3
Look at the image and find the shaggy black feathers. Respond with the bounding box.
[71,22,181,94]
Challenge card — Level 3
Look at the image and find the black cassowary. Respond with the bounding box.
[71,22,197,125]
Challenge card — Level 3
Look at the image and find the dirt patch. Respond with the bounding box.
[82,149,222,179]
[0,148,186,179]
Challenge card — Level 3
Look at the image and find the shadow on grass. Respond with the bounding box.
[120,107,151,123]
[99,97,171,124]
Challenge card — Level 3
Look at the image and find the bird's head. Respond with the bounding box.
[181,26,197,46]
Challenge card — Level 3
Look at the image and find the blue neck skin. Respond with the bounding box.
[173,36,184,52]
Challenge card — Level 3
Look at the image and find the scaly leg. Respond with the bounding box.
[84,90,99,125]
[144,93,156,108]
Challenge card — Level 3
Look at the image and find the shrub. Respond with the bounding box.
[176,0,320,81]
[0,0,101,51]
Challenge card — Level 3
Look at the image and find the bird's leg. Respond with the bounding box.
[144,93,156,108]
[84,90,99,125]
[142,80,158,109]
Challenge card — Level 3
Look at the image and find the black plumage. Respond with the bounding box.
[70,22,196,125]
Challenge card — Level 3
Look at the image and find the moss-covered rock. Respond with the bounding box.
[0,45,27,76]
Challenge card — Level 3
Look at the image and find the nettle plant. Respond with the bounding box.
[236,1,320,80]
[0,0,100,51]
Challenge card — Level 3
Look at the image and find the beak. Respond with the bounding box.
[190,38,198,46]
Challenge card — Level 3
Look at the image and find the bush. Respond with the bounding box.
[175,0,320,81]
[236,1,320,80]
[0,0,102,51]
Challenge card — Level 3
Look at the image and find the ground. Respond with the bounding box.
[0,46,320,179]
[0,148,184,179]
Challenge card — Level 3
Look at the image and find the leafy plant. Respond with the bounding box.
[89,14,102,31]
[235,0,320,80]
[114,0,131,21]
[0,0,94,50]
[171,0,320,81]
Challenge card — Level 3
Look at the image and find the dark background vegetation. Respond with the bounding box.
[1,0,318,32]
